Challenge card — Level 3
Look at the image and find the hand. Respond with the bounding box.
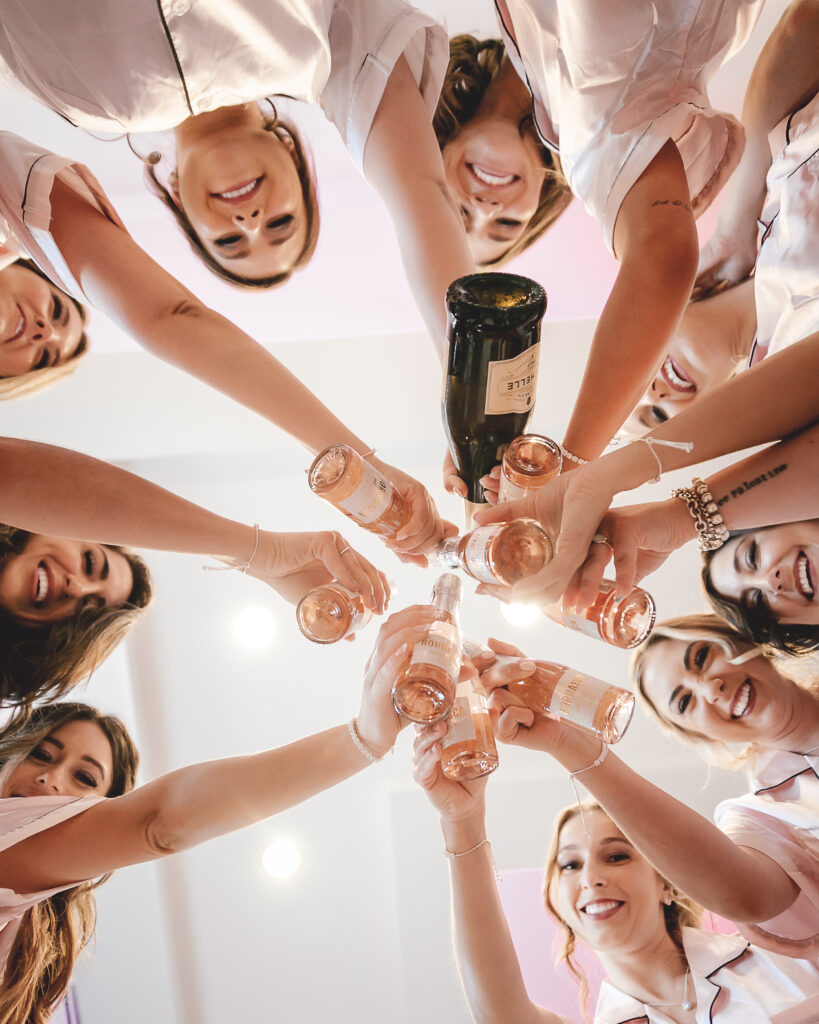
[472,465,617,607]
[373,456,457,566]
[692,228,756,301]
[562,497,696,610]
[245,530,390,611]
[479,465,501,506]
[442,449,467,498]
[356,605,442,757]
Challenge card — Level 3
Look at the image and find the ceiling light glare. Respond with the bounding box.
[262,838,302,880]
[233,605,277,649]
[501,602,541,627]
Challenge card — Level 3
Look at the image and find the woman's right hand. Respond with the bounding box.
[692,227,757,300]
[245,530,390,611]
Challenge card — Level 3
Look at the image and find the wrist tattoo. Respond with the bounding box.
[651,198,692,213]
[714,462,787,507]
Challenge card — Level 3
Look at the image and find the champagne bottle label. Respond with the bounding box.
[560,609,602,640]
[441,681,482,748]
[484,343,540,415]
[410,622,461,678]
[337,465,392,524]
[497,474,528,504]
[463,526,503,584]
[551,669,608,732]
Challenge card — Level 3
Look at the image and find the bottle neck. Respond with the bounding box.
[432,575,462,619]
[434,537,462,570]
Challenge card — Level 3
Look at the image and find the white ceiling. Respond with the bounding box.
[1,2,790,1021]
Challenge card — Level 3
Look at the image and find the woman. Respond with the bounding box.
[0,260,87,399]
[412,706,819,1020]
[0,606,427,1024]
[437,0,763,462]
[0,437,392,704]
[0,0,475,337]
[702,522,819,655]
[0,132,448,560]
[469,620,819,964]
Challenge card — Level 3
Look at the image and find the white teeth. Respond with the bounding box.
[663,356,695,390]
[732,681,750,719]
[35,567,47,604]
[797,554,815,599]
[581,900,621,917]
[471,164,515,187]
[216,179,259,200]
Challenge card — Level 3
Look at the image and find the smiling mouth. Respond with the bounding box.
[211,177,263,203]
[660,355,696,393]
[731,680,754,719]
[33,563,50,606]
[468,163,518,187]
[580,899,623,920]
[2,306,25,345]
[796,551,816,600]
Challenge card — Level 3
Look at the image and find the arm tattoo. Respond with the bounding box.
[650,198,692,213]
[714,463,788,507]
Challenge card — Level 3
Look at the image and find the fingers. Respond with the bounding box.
[486,637,526,659]
[564,537,611,611]
[443,450,468,499]
[479,465,501,506]
[611,532,639,598]
[412,721,446,788]
[319,534,388,614]
[473,494,533,526]
[480,656,537,694]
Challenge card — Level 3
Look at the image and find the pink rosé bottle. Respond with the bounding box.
[497,434,562,504]
[432,519,552,586]
[296,582,372,644]
[308,444,410,537]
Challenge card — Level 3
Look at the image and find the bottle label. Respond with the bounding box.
[497,473,529,504]
[463,525,502,584]
[484,343,541,415]
[559,609,602,641]
[410,621,461,679]
[550,669,607,732]
[441,681,484,748]
[337,464,393,525]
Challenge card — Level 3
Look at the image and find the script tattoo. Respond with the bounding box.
[714,463,788,507]
[651,198,692,213]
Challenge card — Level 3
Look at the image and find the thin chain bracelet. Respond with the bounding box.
[444,838,501,882]
[202,523,260,574]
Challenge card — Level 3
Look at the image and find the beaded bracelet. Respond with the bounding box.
[671,477,730,551]
[348,718,387,764]
[560,444,588,466]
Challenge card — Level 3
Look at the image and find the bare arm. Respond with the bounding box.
[364,56,475,356]
[412,719,569,1024]
[0,608,432,891]
[562,140,699,459]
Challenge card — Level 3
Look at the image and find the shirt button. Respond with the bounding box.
[170,0,190,14]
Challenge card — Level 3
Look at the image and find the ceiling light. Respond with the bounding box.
[262,838,302,879]
[233,605,276,649]
[501,602,541,627]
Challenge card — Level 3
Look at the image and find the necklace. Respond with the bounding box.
[640,966,693,1012]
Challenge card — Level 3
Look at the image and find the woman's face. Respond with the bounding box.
[2,719,114,799]
[0,265,84,378]
[708,522,819,626]
[640,636,798,745]
[552,810,669,955]
[0,535,134,626]
[175,115,308,279]
[442,119,544,265]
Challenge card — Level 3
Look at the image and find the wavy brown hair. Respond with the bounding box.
[0,260,89,401]
[0,525,153,706]
[136,108,320,289]
[543,801,701,1021]
[434,35,572,266]
[0,702,138,1024]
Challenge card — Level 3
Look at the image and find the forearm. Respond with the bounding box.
[150,725,369,853]
[0,438,255,560]
[441,816,558,1024]
[559,750,798,922]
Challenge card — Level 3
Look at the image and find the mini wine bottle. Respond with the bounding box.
[432,519,552,586]
[441,676,499,780]
[296,582,372,644]
[547,580,656,649]
[308,444,410,537]
[498,434,562,504]
[392,574,463,723]
[443,273,546,526]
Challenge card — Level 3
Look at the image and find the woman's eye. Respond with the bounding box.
[558,860,580,873]
[497,218,522,229]
[650,405,669,424]
[746,540,758,570]
[608,852,629,863]
[29,746,51,763]
[83,549,95,576]
[52,293,63,321]
[34,348,51,371]
[266,215,294,231]
[749,589,768,614]
[214,235,242,248]
[676,692,691,714]
[694,643,709,670]
[75,771,97,788]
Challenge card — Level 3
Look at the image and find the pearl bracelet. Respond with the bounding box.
[347,718,387,764]
[560,444,588,466]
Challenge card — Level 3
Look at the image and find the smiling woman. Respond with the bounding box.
[703,521,819,655]
[0,525,152,706]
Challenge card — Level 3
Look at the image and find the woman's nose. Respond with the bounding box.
[35,768,61,792]
[231,208,263,234]
[31,317,53,342]
[700,674,725,704]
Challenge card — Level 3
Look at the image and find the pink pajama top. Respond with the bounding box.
[0,795,102,971]
[715,747,819,961]
[495,0,764,254]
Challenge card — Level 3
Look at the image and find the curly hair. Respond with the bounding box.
[0,260,88,401]
[434,35,572,266]
[0,526,153,706]
[543,800,701,1022]
[0,702,138,1024]
[702,528,819,657]
[136,108,320,289]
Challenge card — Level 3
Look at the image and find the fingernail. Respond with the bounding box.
[396,643,408,655]
[519,660,536,671]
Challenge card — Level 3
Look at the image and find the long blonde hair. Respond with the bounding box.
[0,703,138,1024]
[542,801,701,1021]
